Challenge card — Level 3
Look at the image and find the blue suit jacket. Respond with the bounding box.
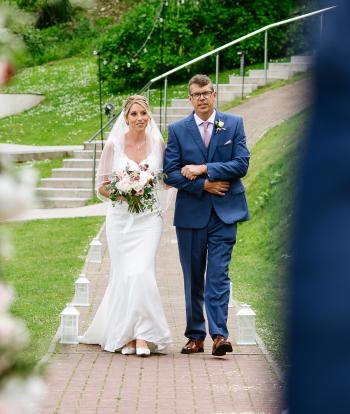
[163,110,250,228]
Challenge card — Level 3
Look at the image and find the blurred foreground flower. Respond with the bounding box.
[0,376,46,414]
[1,9,45,413]
[0,61,13,85]
[0,156,38,222]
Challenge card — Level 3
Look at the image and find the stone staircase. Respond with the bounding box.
[36,142,103,208]
[153,54,312,127]
[37,54,312,208]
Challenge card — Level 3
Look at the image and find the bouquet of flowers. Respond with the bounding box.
[106,163,163,214]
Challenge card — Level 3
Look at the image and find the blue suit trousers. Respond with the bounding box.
[176,209,237,340]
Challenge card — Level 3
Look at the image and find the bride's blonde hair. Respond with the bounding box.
[123,95,150,118]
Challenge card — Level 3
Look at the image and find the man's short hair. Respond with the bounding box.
[188,74,214,94]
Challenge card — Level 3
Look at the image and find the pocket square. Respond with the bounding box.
[224,139,232,145]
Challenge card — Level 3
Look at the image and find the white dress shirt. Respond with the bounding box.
[194,110,216,143]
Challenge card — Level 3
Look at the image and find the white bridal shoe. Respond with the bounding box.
[121,346,136,355]
[136,347,151,357]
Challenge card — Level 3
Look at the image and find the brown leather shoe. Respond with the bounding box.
[212,336,233,356]
[181,338,204,354]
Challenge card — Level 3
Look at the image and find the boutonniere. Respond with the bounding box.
[215,120,226,132]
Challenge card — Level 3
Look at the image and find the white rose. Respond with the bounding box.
[0,167,38,221]
[131,182,144,193]
[139,171,152,187]
[116,176,131,193]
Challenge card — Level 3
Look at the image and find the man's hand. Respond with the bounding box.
[204,179,230,196]
[181,164,207,180]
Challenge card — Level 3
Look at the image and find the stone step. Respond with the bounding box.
[52,168,94,179]
[37,187,93,199]
[170,99,193,108]
[40,177,92,189]
[169,85,258,109]
[63,158,99,169]
[83,141,105,151]
[217,83,258,93]
[268,62,311,72]
[248,68,298,79]
[153,107,193,117]
[72,149,102,159]
[291,54,313,64]
[228,75,274,86]
[153,114,187,125]
[40,197,89,208]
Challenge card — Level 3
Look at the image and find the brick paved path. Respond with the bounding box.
[40,209,284,414]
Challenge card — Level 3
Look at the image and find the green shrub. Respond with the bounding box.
[22,17,98,66]
[14,0,44,11]
[36,0,73,28]
[98,0,313,93]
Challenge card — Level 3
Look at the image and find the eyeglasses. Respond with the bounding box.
[190,91,214,100]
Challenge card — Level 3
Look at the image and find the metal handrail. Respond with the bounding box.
[149,5,335,85]
[146,5,335,131]
[88,113,118,143]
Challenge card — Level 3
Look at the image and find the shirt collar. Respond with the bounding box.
[194,109,216,127]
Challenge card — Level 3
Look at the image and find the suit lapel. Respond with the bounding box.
[208,111,226,162]
[184,113,207,160]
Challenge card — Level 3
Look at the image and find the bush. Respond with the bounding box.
[36,0,73,28]
[22,17,98,66]
[14,0,44,11]
[98,0,312,93]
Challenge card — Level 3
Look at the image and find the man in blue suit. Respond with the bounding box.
[164,74,250,356]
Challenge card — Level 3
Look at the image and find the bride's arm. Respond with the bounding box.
[98,179,111,198]
[96,141,114,201]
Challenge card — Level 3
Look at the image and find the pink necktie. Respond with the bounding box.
[203,121,210,148]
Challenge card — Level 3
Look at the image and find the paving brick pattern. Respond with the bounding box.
[41,208,284,414]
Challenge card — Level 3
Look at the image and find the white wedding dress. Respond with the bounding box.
[80,119,172,353]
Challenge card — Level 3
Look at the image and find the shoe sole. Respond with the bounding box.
[181,347,204,354]
[212,343,233,356]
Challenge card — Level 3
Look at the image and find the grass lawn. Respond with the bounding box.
[0,57,116,146]
[0,56,306,148]
[231,110,308,369]
[1,216,104,364]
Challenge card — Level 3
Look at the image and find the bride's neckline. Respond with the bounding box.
[124,152,148,166]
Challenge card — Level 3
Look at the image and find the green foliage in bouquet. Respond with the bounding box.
[98,0,315,93]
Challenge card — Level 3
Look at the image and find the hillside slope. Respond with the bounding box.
[231,110,308,368]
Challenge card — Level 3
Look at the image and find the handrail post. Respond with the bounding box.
[92,141,97,198]
[146,86,150,103]
[97,53,104,150]
[215,53,219,108]
[159,85,162,132]
[164,77,168,132]
[320,13,323,40]
[264,29,268,85]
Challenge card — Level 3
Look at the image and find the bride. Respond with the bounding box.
[80,95,172,356]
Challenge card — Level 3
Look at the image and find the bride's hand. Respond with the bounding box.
[98,180,111,198]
